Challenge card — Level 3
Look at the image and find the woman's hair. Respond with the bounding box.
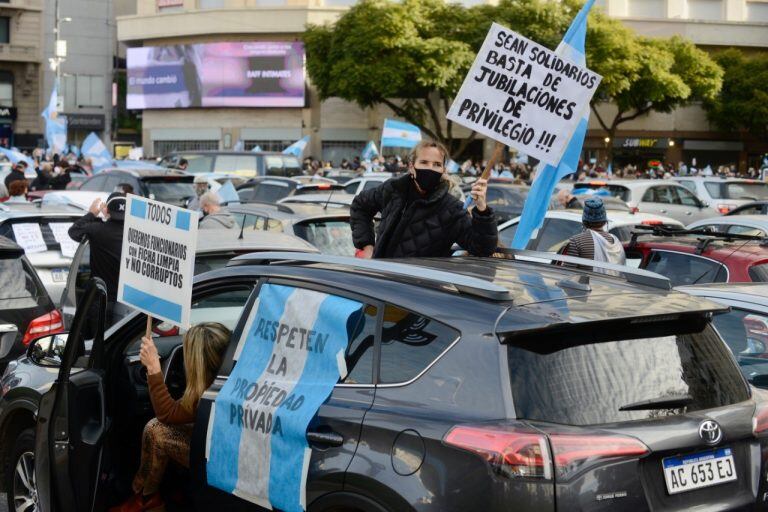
[180,322,231,412]
[408,140,449,167]
[8,180,28,197]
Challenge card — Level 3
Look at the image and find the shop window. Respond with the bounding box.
[0,17,9,44]
[0,71,13,107]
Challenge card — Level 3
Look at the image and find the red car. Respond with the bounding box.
[626,232,768,286]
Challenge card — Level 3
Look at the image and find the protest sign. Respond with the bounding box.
[117,195,197,328]
[12,224,47,254]
[48,222,79,258]
[206,283,363,512]
[447,22,602,167]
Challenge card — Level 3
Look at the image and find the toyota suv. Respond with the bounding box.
[0,252,765,511]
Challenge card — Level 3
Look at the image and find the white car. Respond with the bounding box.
[686,215,768,237]
[498,209,685,252]
[573,179,717,224]
[342,173,393,195]
[674,177,768,215]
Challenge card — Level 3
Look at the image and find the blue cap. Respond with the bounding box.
[583,197,607,224]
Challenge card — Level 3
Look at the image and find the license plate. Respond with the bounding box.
[51,268,69,283]
[662,448,737,495]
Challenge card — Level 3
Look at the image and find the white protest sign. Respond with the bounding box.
[447,22,602,166]
[12,223,47,254]
[48,222,79,258]
[117,195,198,328]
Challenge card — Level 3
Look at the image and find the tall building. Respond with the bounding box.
[117,0,768,169]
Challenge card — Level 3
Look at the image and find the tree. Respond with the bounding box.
[704,49,768,136]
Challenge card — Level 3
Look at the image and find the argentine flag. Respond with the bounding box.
[361,140,379,160]
[511,0,596,250]
[81,132,114,172]
[381,118,421,149]
[41,81,67,155]
[447,159,461,174]
[282,136,309,157]
[251,145,263,153]
[0,147,34,169]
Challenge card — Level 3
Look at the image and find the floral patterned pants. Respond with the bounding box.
[132,418,193,495]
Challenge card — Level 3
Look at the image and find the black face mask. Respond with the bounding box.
[413,168,442,193]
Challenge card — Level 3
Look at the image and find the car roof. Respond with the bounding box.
[674,177,764,183]
[630,236,768,261]
[94,168,189,178]
[278,194,354,207]
[677,282,768,307]
[687,215,768,229]
[0,203,84,217]
[196,230,318,253]
[228,202,351,220]
[499,210,683,230]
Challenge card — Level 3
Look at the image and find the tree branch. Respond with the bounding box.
[616,105,652,125]
[453,130,478,159]
[590,103,611,133]
[381,98,440,141]
[425,95,446,143]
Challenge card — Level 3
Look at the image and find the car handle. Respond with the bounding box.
[659,209,667,214]
[307,430,344,447]
[0,324,18,333]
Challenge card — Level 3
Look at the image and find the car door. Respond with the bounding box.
[61,241,90,328]
[674,185,714,222]
[189,279,378,510]
[35,278,109,512]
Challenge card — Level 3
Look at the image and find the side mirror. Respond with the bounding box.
[28,333,69,367]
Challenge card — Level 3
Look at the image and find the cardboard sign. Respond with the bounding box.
[48,222,79,258]
[12,223,47,254]
[117,195,198,328]
[447,23,602,166]
[206,284,363,512]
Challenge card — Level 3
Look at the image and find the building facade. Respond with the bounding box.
[117,0,768,169]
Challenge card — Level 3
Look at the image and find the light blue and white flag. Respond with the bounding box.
[0,147,35,169]
[81,132,114,172]
[511,0,596,250]
[446,159,460,174]
[217,180,240,205]
[282,136,310,157]
[206,284,363,512]
[361,140,379,160]
[233,139,244,152]
[251,145,264,153]
[606,162,612,176]
[381,118,421,149]
[41,81,67,155]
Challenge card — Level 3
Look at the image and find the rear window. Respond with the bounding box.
[573,184,630,202]
[250,182,292,203]
[507,324,749,426]
[214,155,257,175]
[0,219,80,254]
[182,155,214,174]
[749,264,768,282]
[0,256,44,308]
[712,308,768,388]
[144,180,196,205]
[264,156,302,177]
[644,251,728,286]
[725,182,768,201]
[293,219,354,256]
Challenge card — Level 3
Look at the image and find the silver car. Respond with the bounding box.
[675,177,768,215]
[687,215,768,237]
[573,179,718,223]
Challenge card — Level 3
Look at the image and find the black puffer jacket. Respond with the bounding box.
[351,174,498,258]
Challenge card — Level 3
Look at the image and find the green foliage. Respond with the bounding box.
[704,49,768,135]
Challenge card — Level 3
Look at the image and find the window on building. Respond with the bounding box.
[748,2,768,22]
[198,0,225,7]
[0,17,9,44]
[0,71,13,107]
[153,140,219,157]
[627,0,666,17]
[321,141,366,167]
[75,75,106,108]
[687,0,723,20]
[244,140,291,152]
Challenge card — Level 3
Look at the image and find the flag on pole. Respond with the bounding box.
[381,119,421,149]
[606,162,612,176]
[217,180,240,205]
[511,0,596,250]
[361,141,379,160]
[0,147,35,169]
[446,159,460,174]
[233,139,244,152]
[41,81,67,155]
[251,145,263,153]
[81,132,114,172]
[282,136,309,157]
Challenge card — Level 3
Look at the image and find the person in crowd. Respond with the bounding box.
[49,162,71,190]
[340,158,350,170]
[31,162,53,191]
[68,193,132,326]
[6,180,29,203]
[4,161,27,188]
[351,156,361,171]
[177,158,188,172]
[555,189,579,209]
[117,183,135,195]
[561,197,626,270]
[351,140,498,258]
[198,191,236,229]
[110,323,231,512]
[187,175,209,211]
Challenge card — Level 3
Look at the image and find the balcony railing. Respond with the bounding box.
[0,44,40,62]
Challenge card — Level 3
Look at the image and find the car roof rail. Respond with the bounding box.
[228,251,513,301]
[494,248,672,290]
[628,224,768,253]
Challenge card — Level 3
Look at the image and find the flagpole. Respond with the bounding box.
[464,141,505,209]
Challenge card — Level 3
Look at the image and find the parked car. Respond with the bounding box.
[727,201,768,216]
[0,236,62,372]
[77,168,196,207]
[342,173,394,195]
[675,177,768,214]
[3,251,766,511]
[236,176,348,204]
[498,209,684,252]
[0,203,86,304]
[678,283,768,389]
[279,193,355,209]
[573,179,717,223]
[626,228,768,285]
[687,215,768,237]
[59,229,319,328]
[159,150,302,178]
[228,202,356,256]
[323,169,361,184]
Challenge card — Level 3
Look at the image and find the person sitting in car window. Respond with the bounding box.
[110,322,231,512]
[561,197,626,271]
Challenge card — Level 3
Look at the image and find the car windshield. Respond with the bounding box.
[144,180,196,205]
[265,155,302,177]
[293,219,354,256]
[507,324,748,425]
[573,184,630,202]
[248,183,293,203]
[725,182,768,201]
[181,155,214,174]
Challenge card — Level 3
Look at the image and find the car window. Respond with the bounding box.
[608,226,633,243]
[343,304,377,384]
[144,180,196,204]
[252,182,292,203]
[237,187,255,202]
[677,180,695,193]
[362,180,382,192]
[533,218,582,252]
[725,182,768,200]
[749,264,768,282]
[214,155,258,175]
[674,186,700,207]
[734,205,762,215]
[506,324,748,426]
[293,220,354,256]
[378,304,459,384]
[642,186,674,204]
[80,175,107,191]
[0,255,45,308]
[486,188,510,208]
[0,218,81,253]
[644,251,728,286]
[498,222,519,248]
[727,225,765,236]
[183,155,214,174]
[344,182,359,194]
[189,287,253,331]
[711,308,768,388]
[704,182,724,199]
[264,156,302,177]
[572,184,630,202]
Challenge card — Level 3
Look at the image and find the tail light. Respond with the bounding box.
[317,183,332,189]
[753,401,768,436]
[717,203,735,214]
[22,309,64,346]
[153,321,179,337]
[444,425,649,481]
[630,206,640,214]
[641,219,663,226]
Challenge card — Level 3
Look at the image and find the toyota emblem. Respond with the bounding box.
[699,420,723,446]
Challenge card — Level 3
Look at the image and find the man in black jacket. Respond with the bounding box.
[351,141,498,258]
[4,161,27,189]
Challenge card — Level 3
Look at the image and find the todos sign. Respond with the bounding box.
[447,22,602,166]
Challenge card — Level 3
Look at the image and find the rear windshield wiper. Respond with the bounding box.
[619,394,693,411]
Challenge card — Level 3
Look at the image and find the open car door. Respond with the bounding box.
[35,278,109,512]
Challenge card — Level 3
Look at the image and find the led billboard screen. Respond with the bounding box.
[127,42,305,109]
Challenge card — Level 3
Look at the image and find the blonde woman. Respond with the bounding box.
[111,322,231,512]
